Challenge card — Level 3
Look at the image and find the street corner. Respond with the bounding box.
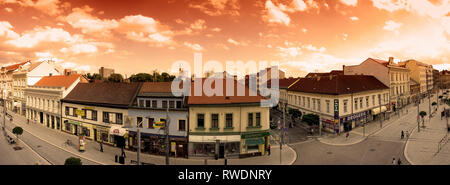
[317,133,367,146]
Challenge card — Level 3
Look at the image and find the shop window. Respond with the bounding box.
[178,120,186,131]
[82,127,90,137]
[197,114,205,128]
[65,122,71,132]
[101,133,108,142]
[211,114,218,128]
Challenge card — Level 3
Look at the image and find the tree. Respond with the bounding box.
[84,73,103,82]
[419,111,427,118]
[302,114,319,126]
[432,102,437,106]
[12,126,23,140]
[129,73,152,82]
[64,157,82,165]
[106,73,124,83]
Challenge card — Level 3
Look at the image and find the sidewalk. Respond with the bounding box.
[404,104,450,165]
[3,108,297,165]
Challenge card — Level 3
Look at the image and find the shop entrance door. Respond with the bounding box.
[93,129,97,141]
[219,144,225,158]
[74,125,78,136]
[39,112,43,123]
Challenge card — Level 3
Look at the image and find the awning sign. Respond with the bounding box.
[109,125,127,136]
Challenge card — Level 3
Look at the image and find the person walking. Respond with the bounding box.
[401,130,404,139]
[397,158,402,165]
[406,131,410,139]
[268,145,271,156]
[392,157,396,165]
[100,140,103,152]
[346,132,350,139]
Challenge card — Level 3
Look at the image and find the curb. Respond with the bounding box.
[6,113,107,165]
[286,144,297,165]
[316,135,367,146]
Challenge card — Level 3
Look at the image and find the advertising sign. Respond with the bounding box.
[334,99,339,119]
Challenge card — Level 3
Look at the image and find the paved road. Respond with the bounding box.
[0,128,50,165]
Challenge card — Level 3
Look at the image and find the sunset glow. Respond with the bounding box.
[0,0,449,77]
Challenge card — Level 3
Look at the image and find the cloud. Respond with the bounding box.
[5,26,74,48]
[227,38,239,45]
[340,0,358,7]
[189,0,240,16]
[350,16,359,21]
[211,27,221,32]
[263,0,291,26]
[4,7,12,12]
[184,42,204,51]
[371,0,450,18]
[117,15,174,47]
[63,6,119,36]
[190,19,207,30]
[278,46,302,57]
[0,21,19,40]
[290,0,307,11]
[302,28,307,33]
[282,52,362,74]
[0,0,69,16]
[383,20,402,34]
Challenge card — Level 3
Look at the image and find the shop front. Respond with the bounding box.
[62,119,82,136]
[188,135,241,159]
[128,131,188,158]
[109,125,128,148]
[340,111,370,131]
[371,106,387,121]
[240,131,270,158]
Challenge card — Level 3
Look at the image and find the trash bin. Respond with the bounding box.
[115,155,118,163]
[119,156,125,164]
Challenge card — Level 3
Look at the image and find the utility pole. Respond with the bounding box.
[427,69,431,119]
[280,102,286,164]
[379,94,382,128]
[137,119,143,165]
[417,89,420,132]
[165,106,170,165]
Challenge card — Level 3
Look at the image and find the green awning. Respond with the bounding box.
[67,120,82,126]
[246,138,265,146]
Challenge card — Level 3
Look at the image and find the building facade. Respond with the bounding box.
[439,70,450,89]
[344,57,410,110]
[0,61,31,109]
[25,74,87,130]
[61,83,141,147]
[12,61,60,116]
[187,78,270,159]
[127,82,189,158]
[99,67,115,79]
[287,75,390,133]
[398,59,433,96]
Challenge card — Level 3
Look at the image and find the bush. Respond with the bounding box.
[432,102,437,106]
[289,109,302,119]
[64,157,82,165]
[419,111,427,117]
[302,114,319,126]
[12,126,23,138]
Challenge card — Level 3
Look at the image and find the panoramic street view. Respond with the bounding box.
[0,0,449,172]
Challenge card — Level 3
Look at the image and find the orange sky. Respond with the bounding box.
[0,0,449,78]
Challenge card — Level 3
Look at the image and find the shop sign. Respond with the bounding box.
[241,132,270,139]
[154,121,165,129]
[84,106,95,110]
[334,99,339,119]
[171,142,176,152]
[76,109,85,117]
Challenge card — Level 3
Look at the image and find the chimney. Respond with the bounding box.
[234,75,237,81]
[49,73,52,77]
[389,57,394,64]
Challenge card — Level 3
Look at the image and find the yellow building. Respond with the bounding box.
[187,78,270,159]
[61,83,141,147]
[398,59,433,96]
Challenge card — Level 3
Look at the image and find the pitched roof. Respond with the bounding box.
[187,78,265,105]
[27,62,43,72]
[34,74,82,89]
[265,77,301,89]
[138,81,183,97]
[62,82,141,108]
[305,70,343,78]
[2,61,29,71]
[288,75,389,95]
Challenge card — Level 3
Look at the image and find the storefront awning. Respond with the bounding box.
[109,125,127,136]
[246,138,265,146]
[372,106,387,115]
[189,135,241,143]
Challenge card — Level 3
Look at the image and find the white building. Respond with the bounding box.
[25,74,88,130]
[287,75,390,133]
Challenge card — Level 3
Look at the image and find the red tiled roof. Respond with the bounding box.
[306,70,343,78]
[369,58,389,67]
[34,74,83,89]
[3,61,29,71]
[139,82,175,93]
[187,78,265,105]
[288,75,389,95]
[266,77,301,89]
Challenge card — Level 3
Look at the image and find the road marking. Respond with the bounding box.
[3,128,52,165]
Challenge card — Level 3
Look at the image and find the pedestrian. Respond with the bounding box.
[346,132,349,139]
[121,146,126,158]
[397,158,402,165]
[401,130,404,139]
[406,131,410,139]
[100,140,103,152]
[27,119,29,124]
[268,145,271,156]
[392,157,396,165]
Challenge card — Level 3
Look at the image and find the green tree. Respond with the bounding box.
[432,102,437,106]
[302,114,319,126]
[129,73,152,82]
[84,73,103,82]
[106,73,124,83]
[419,111,427,118]
[64,157,82,165]
[12,126,23,140]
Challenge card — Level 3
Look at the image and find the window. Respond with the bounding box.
[145,100,150,107]
[366,97,369,107]
[162,101,167,108]
[211,114,219,128]
[225,114,233,128]
[160,118,166,129]
[197,114,205,128]
[82,109,87,119]
[378,94,381,104]
[354,99,358,110]
[312,99,316,110]
[256,113,261,126]
[92,110,97,121]
[169,101,175,108]
[137,117,143,127]
[307,97,310,108]
[248,113,253,127]
[65,107,69,116]
[152,100,157,108]
[360,98,363,109]
[73,108,77,117]
[372,95,375,106]
[317,99,321,112]
[302,97,305,107]
[344,100,348,113]
[176,101,182,108]
[326,100,330,113]
[116,113,123,124]
[103,112,109,123]
[139,99,144,107]
[178,120,186,131]
[147,118,154,129]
